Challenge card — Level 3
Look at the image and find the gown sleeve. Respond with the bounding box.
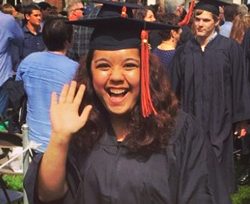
[170,112,232,204]
[24,150,82,204]
[230,40,250,123]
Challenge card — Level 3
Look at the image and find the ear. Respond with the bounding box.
[214,19,220,27]
[170,30,176,38]
[25,13,30,20]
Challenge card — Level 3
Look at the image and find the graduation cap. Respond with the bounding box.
[195,0,231,16]
[69,0,179,118]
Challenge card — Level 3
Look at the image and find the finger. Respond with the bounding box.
[59,84,69,103]
[66,81,77,103]
[73,84,86,106]
[79,105,92,125]
[51,92,58,108]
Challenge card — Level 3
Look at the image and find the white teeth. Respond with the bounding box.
[109,89,126,95]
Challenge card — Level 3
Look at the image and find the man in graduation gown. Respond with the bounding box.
[169,0,250,193]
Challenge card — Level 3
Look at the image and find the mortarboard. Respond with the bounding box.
[69,0,179,118]
[195,0,231,16]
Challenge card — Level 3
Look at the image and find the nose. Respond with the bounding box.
[109,67,124,83]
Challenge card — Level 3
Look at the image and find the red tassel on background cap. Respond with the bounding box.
[141,30,157,118]
[121,6,127,17]
[178,0,195,26]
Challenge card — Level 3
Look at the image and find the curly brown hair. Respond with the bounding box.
[72,50,179,154]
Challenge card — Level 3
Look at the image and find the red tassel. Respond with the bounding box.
[141,30,157,118]
[121,6,127,18]
[178,0,195,26]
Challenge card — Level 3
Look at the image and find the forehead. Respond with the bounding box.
[75,2,83,8]
[31,9,41,15]
[146,10,154,16]
[195,10,214,19]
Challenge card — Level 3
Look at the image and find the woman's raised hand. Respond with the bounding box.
[50,81,92,144]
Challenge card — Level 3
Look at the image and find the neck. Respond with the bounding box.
[110,114,130,142]
[26,22,40,35]
[51,50,66,55]
[196,31,216,49]
[158,39,176,50]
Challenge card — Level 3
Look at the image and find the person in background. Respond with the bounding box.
[2,3,17,16]
[66,0,86,62]
[220,4,239,37]
[169,0,250,194]
[38,1,52,26]
[153,13,182,74]
[16,18,78,153]
[67,0,84,21]
[230,14,250,44]
[235,17,250,186]
[22,4,45,59]
[237,4,248,15]
[1,3,22,73]
[219,6,225,26]
[0,0,23,116]
[134,7,161,50]
[24,2,231,204]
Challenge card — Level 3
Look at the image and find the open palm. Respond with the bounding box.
[50,81,92,143]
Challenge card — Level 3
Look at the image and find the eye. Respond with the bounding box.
[124,63,139,70]
[96,63,110,70]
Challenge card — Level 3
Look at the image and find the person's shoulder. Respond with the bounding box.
[0,12,17,27]
[169,110,203,145]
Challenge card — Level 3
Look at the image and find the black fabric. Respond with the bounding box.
[169,34,250,193]
[68,0,179,51]
[24,111,232,204]
[195,0,231,16]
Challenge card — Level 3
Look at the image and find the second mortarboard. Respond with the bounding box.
[195,0,231,16]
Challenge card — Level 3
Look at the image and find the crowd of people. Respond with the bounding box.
[1,0,250,203]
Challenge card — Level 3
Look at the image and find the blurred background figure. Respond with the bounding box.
[220,4,239,38]
[230,14,250,44]
[219,6,225,26]
[38,1,52,26]
[134,7,161,50]
[153,13,182,74]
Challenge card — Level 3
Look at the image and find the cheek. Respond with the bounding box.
[92,71,110,91]
[125,70,140,91]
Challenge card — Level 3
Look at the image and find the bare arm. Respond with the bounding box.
[37,81,92,202]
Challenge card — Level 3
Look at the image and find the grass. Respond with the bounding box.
[2,158,250,204]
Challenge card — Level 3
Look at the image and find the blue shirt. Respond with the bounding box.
[16,52,79,152]
[220,21,232,38]
[153,48,176,74]
[21,25,45,59]
[0,11,23,86]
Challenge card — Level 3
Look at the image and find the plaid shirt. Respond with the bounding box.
[66,6,101,62]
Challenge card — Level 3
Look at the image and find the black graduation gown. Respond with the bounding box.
[169,34,250,193]
[24,111,231,204]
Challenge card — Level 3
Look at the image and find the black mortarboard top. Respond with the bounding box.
[69,0,179,50]
[195,0,231,16]
[69,0,179,118]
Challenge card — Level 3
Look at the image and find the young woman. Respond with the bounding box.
[24,1,231,204]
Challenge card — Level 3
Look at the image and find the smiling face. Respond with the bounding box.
[91,49,140,117]
[194,10,219,40]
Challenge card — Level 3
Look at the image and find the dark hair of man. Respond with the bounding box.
[42,17,73,51]
[38,2,51,11]
[72,51,179,155]
[158,13,180,41]
[24,3,40,16]
[224,4,239,22]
